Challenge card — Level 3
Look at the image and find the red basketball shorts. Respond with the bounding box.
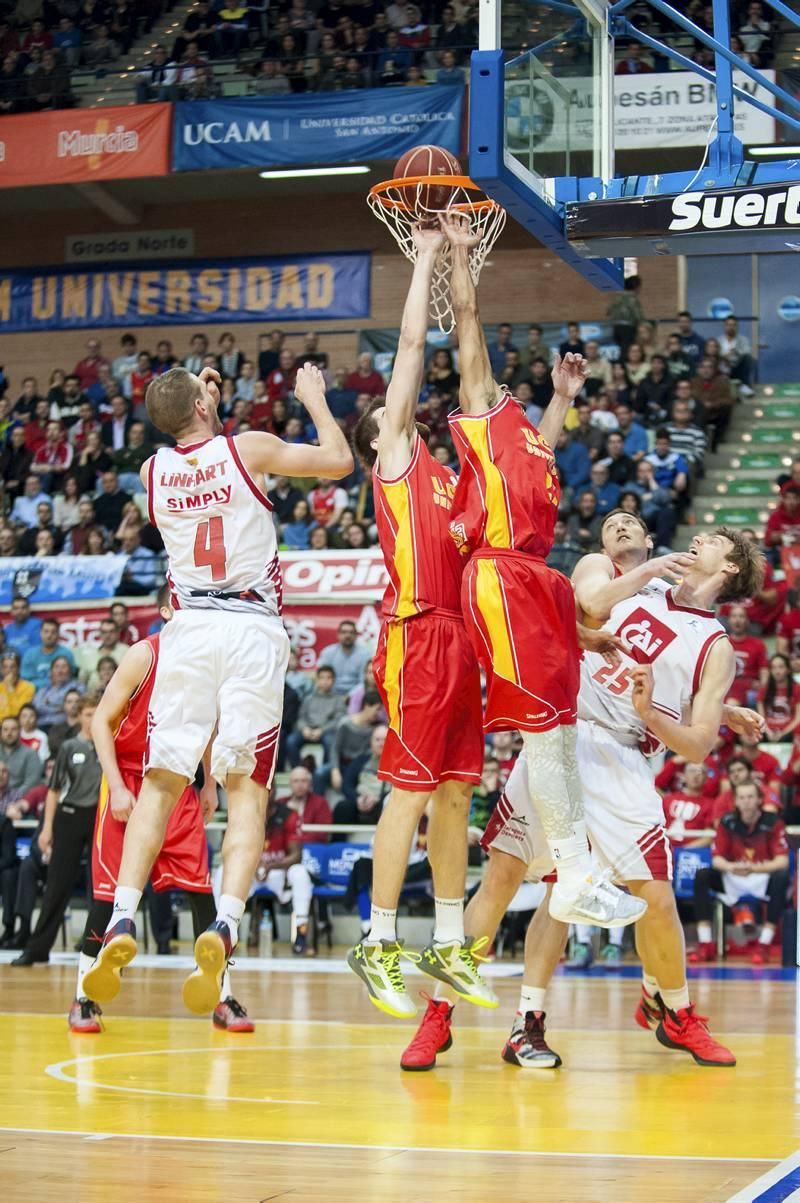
[461,548,580,733]
[373,610,484,790]
[91,768,212,901]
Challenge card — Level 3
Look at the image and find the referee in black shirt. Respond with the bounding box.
[12,696,101,966]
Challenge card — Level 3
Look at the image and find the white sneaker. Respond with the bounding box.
[549,878,647,929]
[346,939,419,1018]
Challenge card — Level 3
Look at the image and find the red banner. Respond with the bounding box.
[281,549,388,601]
[0,103,171,190]
[32,598,381,673]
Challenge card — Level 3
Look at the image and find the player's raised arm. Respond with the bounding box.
[91,640,154,821]
[380,225,443,453]
[237,363,353,480]
[572,549,696,624]
[631,637,735,762]
[539,353,588,449]
[441,210,502,415]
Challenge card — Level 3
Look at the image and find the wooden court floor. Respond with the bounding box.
[0,952,796,1202]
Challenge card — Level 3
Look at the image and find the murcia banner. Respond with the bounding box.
[0,103,171,189]
[172,85,464,171]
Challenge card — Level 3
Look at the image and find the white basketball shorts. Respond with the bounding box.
[482,720,672,883]
[147,607,290,788]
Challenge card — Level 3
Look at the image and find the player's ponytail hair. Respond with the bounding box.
[716,526,766,601]
[145,367,202,438]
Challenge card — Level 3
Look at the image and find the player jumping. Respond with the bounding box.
[440,210,644,930]
[84,363,352,1012]
[347,224,492,1019]
[70,608,254,1034]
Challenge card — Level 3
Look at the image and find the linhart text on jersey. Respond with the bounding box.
[159,460,231,512]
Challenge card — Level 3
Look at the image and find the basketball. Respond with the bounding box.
[393,144,462,218]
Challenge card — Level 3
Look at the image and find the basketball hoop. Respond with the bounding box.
[368,174,507,334]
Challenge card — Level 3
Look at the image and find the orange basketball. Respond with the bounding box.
[393,145,461,218]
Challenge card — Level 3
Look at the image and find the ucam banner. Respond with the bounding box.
[0,253,370,333]
[0,103,171,190]
[0,555,128,605]
[172,85,464,172]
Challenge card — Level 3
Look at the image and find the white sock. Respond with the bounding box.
[759,927,775,946]
[219,969,232,1002]
[109,885,142,928]
[642,972,659,997]
[661,985,691,1013]
[216,895,245,947]
[697,922,713,944]
[608,926,624,947]
[574,924,593,943]
[368,905,397,942]
[76,952,94,999]
[519,985,547,1015]
[433,897,465,945]
[548,820,592,894]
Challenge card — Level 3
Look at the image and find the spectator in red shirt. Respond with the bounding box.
[307,478,348,528]
[729,733,782,795]
[725,603,769,705]
[692,781,789,964]
[713,754,781,822]
[31,421,73,493]
[777,602,800,673]
[276,765,332,839]
[662,762,716,848]
[249,789,319,956]
[23,399,51,455]
[128,353,154,411]
[69,400,101,454]
[21,19,53,54]
[266,349,297,404]
[765,482,800,550]
[344,353,385,398]
[656,752,722,799]
[757,654,800,744]
[73,337,110,392]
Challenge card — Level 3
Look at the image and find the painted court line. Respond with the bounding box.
[0,1126,778,1165]
[726,1151,800,1202]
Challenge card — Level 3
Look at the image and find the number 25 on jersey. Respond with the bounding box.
[592,663,633,697]
[193,516,228,582]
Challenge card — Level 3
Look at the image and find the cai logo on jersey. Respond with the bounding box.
[616,608,677,664]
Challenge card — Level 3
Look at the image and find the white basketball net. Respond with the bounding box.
[368,177,507,334]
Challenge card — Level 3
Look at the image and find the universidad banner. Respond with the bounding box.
[0,253,370,333]
[0,555,128,605]
[172,85,464,172]
[0,103,171,190]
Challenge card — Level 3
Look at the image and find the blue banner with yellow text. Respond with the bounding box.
[172,86,464,172]
[0,253,370,332]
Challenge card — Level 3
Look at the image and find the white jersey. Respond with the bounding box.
[147,434,282,617]
[578,579,728,752]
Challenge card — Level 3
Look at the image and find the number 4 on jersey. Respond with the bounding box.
[194,516,227,582]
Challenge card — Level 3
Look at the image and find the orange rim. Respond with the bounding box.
[368,173,501,214]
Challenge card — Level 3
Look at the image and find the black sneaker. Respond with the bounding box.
[502,1011,562,1069]
[292,922,314,957]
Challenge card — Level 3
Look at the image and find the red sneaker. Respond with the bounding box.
[751,945,771,966]
[400,994,453,1072]
[634,987,665,1031]
[687,941,716,964]
[68,997,103,1034]
[213,997,255,1032]
[656,1005,736,1067]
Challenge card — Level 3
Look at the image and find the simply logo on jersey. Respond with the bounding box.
[616,608,678,664]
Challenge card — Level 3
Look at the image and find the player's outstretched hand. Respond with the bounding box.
[724,705,765,742]
[110,785,137,823]
[576,624,627,668]
[439,209,481,249]
[295,362,327,412]
[551,352,588,402]
[412,222,445,256]
[646,551,696,583]
[199,365,222,407]
[630,663,654,718]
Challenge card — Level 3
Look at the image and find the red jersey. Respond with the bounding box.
[114,635,159,773]
[713,810,788,864]
[765,503,800,547]
[448,393,560,558]
[758,682,796,735]
[727,634,768,703]
[777,609,800,659]
[662,790,716,847]
[373,434,463,619]
[274,792,332,838]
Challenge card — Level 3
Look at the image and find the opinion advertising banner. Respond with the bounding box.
[507,70,775,157]
[0,253,370,333]
[172,85,464,172]
[0,555,128,605]
[281,549,388,602]
[0,103,171,190]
